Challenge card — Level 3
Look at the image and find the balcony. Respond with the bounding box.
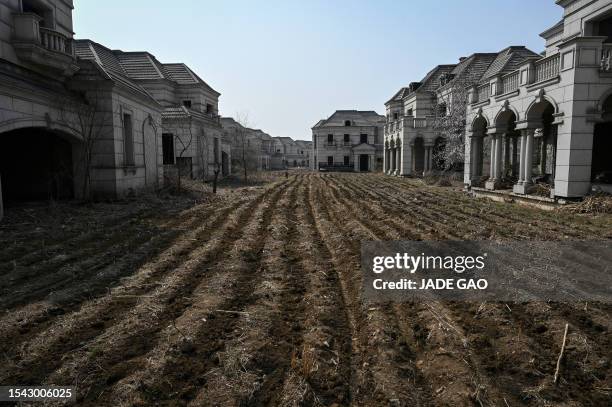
[534,53,560,83]
[501,70,520,94]
[11,12,78,76]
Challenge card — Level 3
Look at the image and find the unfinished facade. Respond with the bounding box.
[1,0,164,209]
[464,0,612,200]
[312,110,384,172]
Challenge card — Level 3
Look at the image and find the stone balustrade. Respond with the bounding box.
[501,70,520,94]
[534,53,560,83]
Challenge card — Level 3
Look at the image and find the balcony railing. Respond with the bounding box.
[501,70,520,94]
[534,53,560,83]
[601,44,612,72]
[39,27,71,55]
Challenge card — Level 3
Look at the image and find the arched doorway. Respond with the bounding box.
[470,116,487,185]
[495,110,519,182]
[592,94,612,184]
[413,137,425,174]
[526,100,556,186]
[0,127,77,205]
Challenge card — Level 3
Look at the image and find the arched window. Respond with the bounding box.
[344,120,351,126]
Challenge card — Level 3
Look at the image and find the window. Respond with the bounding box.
[360,134,368,144]
[182,100,192,108]
[344,156,350,166]
[393,112,399,120]
[162,134,175,165]
[344,134,350,143]
[344,120,351,126]
[327,156,333,165]
[206,103,214,114]
[407,109,413,116]
[327,134,334,144]
[438,103,447,116]
[123,113,134,166]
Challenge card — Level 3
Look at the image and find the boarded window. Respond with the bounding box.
[123,113,134,166]
[162,134,174,165]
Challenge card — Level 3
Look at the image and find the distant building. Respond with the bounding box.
[295,140,313,168]
[312,110,384,172]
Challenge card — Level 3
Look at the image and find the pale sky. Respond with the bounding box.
[73,0,562,140]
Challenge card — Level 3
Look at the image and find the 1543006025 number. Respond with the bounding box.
[0,386,76,401]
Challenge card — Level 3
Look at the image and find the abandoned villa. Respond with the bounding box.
[2,0,612,217]
[383,0,612,203]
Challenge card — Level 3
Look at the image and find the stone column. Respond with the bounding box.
[395,147,401,175]
[513,129,534,194]
[495,133,503,179]
[383,146,389,174]
[525,130,534,185]
[489,134,496,180]
[391,148,396,173]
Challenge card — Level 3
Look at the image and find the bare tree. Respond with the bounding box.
[430,74,471,172]
[234,112,258,183]
[56,89,113,200]
[163,112,194,192]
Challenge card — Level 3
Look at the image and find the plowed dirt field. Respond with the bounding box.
[1,173,611,406]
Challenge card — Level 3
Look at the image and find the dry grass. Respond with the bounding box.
[559,192,612,214]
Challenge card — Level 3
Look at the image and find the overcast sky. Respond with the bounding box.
[74,0,562,140]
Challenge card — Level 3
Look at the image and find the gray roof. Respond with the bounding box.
[74,41,157,104]
[75,39,220,95]
[313,110,385,128]
[480,46,540,82]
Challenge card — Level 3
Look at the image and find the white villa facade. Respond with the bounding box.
[1,0,165,204]
[464,0,612,200]
[312,110,384,172]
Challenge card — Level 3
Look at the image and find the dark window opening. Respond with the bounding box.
[327,134,333,144]
[206,103,214,114]
[344,134,350,143]
[360,134,368,144]
[123,113,134,166]
[344,156,350,166]
[327,156,333,165]
[393,112,399,120]
[407,109,413,116]
[162,133,175,165]
[344,120,351,126]
[182,100,192,108]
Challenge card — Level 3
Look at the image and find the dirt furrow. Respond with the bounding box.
[0,197,250,365]
[310,174,422,405]
[77,177,300,405]
[2,179,293,398]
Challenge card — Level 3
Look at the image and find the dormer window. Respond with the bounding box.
[182,100,192,108]
[344,120,351,126]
